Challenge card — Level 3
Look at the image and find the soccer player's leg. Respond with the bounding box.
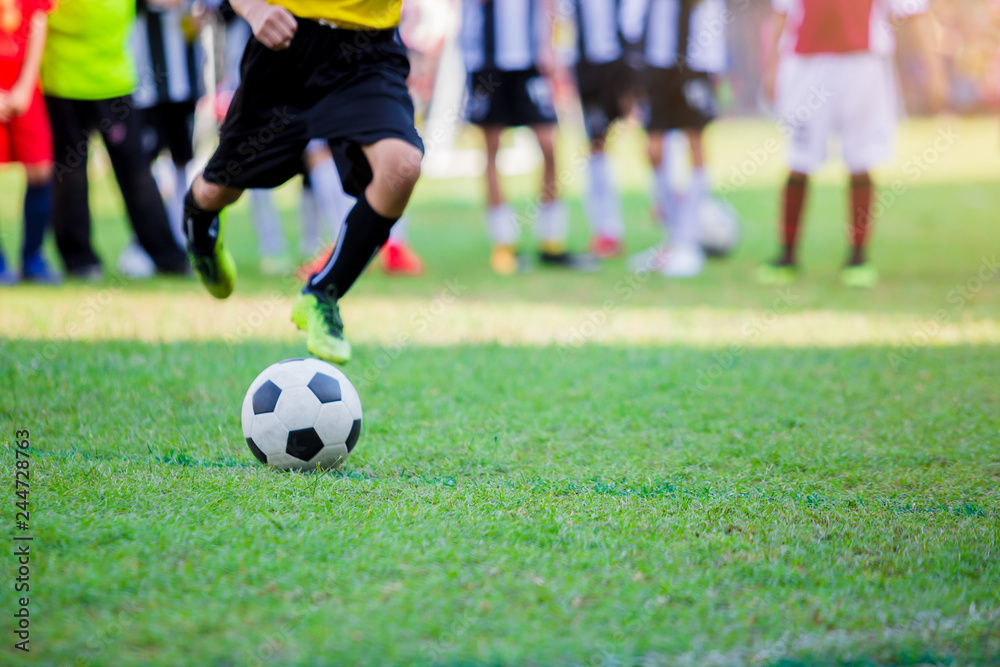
[184,177,242,299]
[21,163,59,284]
[839,170,878,288]
[627,127,671,274]
[577,63,625,258]
[531,122,598,272]
[758,55,828,284]
[481,124,522,275]
[11,93,59,284]
[295,138,423,363]
[757,170,808,285]
[183,31,311,299]
[659,127,707,278]
[838,55,894,288]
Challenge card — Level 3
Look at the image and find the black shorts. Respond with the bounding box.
[575,59,633,140]
[466,68,557,128]
[203,19,423,194]
[140,101,196,164]
[643,67,717,132]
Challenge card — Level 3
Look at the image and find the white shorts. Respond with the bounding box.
[776,53,897,173]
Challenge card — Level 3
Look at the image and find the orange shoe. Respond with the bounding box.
[590,235,623,259]
[380,241,424,276]
[296,245,334,282]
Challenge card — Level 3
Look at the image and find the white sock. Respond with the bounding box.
[586,153,623,240]
[299,185,321,256]
[675,167,708,249]
[308,156,353,246]
[653,160,675,240]
[389,215,408,243]
[487,204,520,246]
[535,200,568,247]
[249,189,286,258]
[168,163,189,247]
[585,153,609,236]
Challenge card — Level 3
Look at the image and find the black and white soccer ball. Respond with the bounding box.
[241,358,363,471]
[698,197,741,257]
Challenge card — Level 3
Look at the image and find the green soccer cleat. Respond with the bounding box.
[291,286,352,364]
[840,263,879,289]
[187,213,236,299]
[756,261,798,286]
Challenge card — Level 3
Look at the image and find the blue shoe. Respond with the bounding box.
[21,254,62,285]
[0,253,17,286]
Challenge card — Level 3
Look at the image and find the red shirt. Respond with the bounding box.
[0,0,53,89]
[795,0,874,54]
[773,0,929,56]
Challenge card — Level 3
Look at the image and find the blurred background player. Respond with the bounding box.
[42,0,188,279]
[757,0,947,288]
[0,0,58,284]
[461,0,597,275]
[626,0,728,278]
[567,0,632,259]
[118,0,203,278]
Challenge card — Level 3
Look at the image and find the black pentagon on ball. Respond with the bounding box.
[246,437,267,464]
[346,419,362,452]
[278,358,307,364]
[252,380,281,415]
[307,372,342,404]
[286,428,325,461]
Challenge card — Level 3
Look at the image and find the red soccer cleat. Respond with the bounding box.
[590,235,623,259]
[380,240,424,276]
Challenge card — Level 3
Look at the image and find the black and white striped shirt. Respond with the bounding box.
[132,0,201,109]
[461,0,545,72]
[622,0,727,73]
[567,0,625,66]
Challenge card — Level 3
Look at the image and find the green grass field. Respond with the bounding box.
[1,118,999,666]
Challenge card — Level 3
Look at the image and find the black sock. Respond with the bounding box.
[309,192,398,297]
[183,189,222,253]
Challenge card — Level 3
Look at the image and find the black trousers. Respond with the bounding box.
[45,95,187,272]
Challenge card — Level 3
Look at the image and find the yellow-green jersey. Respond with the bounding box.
[269,0,401,29]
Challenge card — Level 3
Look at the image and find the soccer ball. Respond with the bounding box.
[698,197,741,257]
[241,358,363,471]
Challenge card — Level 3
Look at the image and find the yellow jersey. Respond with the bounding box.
[269,0,401,30]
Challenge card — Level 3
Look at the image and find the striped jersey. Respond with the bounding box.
[567,0,625,66]
[461,0,544,72]
[622,0,728,73]
[132,0,201,108]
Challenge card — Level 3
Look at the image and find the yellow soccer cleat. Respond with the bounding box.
[756,261,798,286]
[187,213,236,299]
[490,245,521,276]
[291,286,352,365]
[840,263,879,289]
